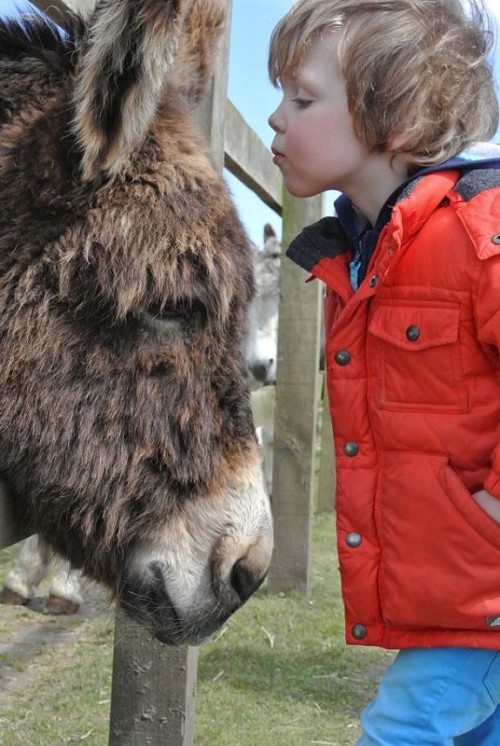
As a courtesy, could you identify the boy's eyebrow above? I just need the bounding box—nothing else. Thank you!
[279,72,317,95]
[277,70,300,89]
[293,68,322,93]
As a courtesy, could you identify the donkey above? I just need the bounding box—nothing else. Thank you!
[245,225,281,494]
[0,228,281,615]
[0,534,83,614]
[0,0,273,644]
[246,224,281,388]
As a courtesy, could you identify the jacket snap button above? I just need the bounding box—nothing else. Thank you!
[344,441,359,457]
[491,234,500,245]
[406,324,420,341]
[352,624,367,640]
[368,275,379,288]
[346,532,362,548]
[335,350,351,366]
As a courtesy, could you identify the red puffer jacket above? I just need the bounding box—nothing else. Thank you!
[288,168,500,649]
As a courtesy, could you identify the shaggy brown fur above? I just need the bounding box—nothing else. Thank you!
[0,0,273,644]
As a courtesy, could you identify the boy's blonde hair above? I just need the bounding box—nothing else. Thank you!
[269,0,499,167]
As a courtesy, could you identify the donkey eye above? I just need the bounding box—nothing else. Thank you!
[142,304,187,330]
[142,299,207,330]
[146,303,187,323]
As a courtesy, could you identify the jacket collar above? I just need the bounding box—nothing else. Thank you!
[286,144,500,286]
[286,169,460,290]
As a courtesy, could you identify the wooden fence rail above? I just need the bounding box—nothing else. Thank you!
[0,1,334,743]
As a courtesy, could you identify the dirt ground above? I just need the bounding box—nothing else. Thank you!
[0,565,111,713]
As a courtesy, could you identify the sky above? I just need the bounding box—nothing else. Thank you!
[226,0,293,244]
[1,0,500,247]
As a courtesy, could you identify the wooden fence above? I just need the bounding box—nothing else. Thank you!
[0,1,335,743]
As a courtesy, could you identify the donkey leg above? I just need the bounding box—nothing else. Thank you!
[45,561,83,615]
[0,534,51,605]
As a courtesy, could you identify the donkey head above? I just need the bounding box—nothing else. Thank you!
[246,225,281,385]
[0,0,273,644]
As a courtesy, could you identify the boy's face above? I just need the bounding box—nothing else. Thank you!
[268,34,380,200]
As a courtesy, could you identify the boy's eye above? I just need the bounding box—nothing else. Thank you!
[292,97,312,109]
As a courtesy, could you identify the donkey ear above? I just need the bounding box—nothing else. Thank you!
[73,0,187,182]
[175,0,226,106]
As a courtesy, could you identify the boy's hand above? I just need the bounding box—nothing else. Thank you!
[472,489,500,523]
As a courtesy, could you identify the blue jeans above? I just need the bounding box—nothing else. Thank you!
[358,648,500,745]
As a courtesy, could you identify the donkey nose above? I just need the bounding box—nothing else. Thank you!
[211,525,273,607]
[231,559,264,602]
[251,360,274,383]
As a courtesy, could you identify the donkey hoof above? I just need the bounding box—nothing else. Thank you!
[0,586,29,605]
[44,595,80,615]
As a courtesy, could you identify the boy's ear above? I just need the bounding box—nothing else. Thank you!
[387,119,423,154]
[388,131,411,152]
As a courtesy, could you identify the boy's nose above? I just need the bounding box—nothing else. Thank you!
[268,107,284,133]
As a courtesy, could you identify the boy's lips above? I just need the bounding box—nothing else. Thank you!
[271,147,284,166]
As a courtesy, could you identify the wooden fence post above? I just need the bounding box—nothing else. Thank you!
[267,191,323,594]
[195,1,233,172]
[108,611,198,746]
[316,379,336,513]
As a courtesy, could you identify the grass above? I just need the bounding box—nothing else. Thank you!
[0,618,115,744]
[0,514,393,745]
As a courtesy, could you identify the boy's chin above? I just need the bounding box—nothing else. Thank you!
[284,184,323,199]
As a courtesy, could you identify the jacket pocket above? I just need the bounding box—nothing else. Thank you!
[440,460,500,551]
[368,303,468,413]
[379,452,500,631]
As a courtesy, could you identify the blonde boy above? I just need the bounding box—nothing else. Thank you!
[268,0,500,743]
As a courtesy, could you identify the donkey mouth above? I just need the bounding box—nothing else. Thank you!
[119,560,238,646]
[119,562,187,645]
[151,607,232,646]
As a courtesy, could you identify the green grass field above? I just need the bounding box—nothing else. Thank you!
[0,514,393,745]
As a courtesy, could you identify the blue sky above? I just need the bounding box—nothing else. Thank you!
[226,1,292,245]
[1,0,500,246]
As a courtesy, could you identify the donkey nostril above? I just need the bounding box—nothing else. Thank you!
[250,363,268,382]
[231,559,260,603]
